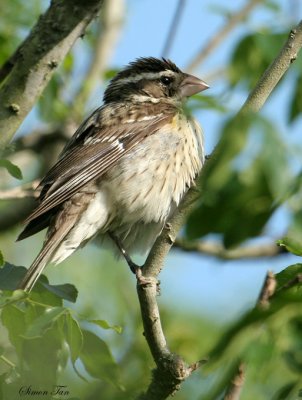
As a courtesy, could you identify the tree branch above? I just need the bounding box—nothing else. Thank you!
[257,270,277,309]
[136,189,200,400]
[224,363,245,400]
[174,238,284,259]
[186,0,262,73]
[135,20,302,400]
[0,0,104,152]
[0,180,39,200]
[241,19,302,113]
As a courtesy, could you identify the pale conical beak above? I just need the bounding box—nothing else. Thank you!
[180,73,209,98]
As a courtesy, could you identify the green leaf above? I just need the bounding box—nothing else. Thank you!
[1,304,26,356]
[80,330,120,386]
[272,381,300,400]
[275,264,302,288]
[0,289,27,308]
[29,282,63,307]
[104,68,120,81]
[289,73,302,123]
[41,282,78,303]
[37,74,69,122]
[205,289,302,374]
[228,32,287,89]
[277,238,302,256]
[0,263,27,291]
[0,262,77,303]
[283,350,302,374]
[0,251,4,267]
[24,307,66,338]
[65,313,83,363]
[0,159,22,179]
[22,324,64,388]
[186,114,292,246]
[90,319,122,334]
[206,307,268,366]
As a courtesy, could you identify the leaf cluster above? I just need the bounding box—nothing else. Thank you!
[0,263,121,400]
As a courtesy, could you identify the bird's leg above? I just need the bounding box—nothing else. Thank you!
[108,232,140,274]
[108,232,159,289]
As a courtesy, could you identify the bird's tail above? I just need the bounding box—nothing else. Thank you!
[17,223,72,292]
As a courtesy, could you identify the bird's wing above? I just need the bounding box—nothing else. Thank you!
[24,106,174,224]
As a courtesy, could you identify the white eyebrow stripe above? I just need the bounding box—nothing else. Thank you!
[130,95,161,103]
[124,113,163,123]
[116,70,176,85]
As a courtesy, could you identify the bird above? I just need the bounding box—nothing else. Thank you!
[17,57,209,292]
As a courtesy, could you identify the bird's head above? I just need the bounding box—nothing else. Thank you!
[103,57,209,105]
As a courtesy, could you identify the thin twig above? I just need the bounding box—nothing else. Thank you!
[257,271,277,308]
[241,19,302,113]
[186,0,263,73]
[161,0,186,58]
[224,363,245,400]
[0,180,39,200]
[223,272,276,400]
[174,238,283,259]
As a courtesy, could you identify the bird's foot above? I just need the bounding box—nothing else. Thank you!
[109,231,141,274]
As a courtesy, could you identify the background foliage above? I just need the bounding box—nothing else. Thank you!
[1,1,302,399]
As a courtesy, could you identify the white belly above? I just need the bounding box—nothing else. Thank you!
[108,115,204,224]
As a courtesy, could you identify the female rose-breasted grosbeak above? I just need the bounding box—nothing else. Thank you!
[17,57,209,291]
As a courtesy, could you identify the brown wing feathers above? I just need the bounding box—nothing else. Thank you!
[18,111,173,241]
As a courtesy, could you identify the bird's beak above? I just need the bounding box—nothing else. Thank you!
[180,73,209,98]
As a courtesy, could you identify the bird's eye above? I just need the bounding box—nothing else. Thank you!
[160,76,172,86]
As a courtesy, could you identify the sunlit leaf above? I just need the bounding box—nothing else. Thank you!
[104,68,120,81]
[23,307,66,338]
[277,238,302,256]
[90,319,122,334]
